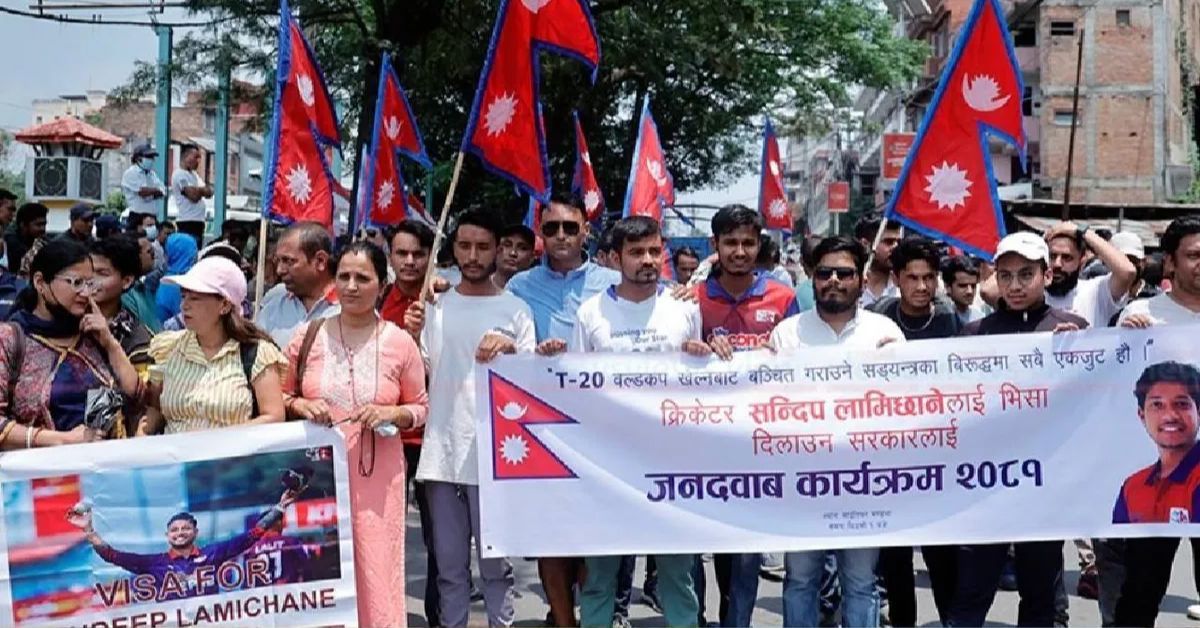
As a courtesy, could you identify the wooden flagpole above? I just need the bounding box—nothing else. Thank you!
[253,217,269,320]
[420,151,467,300]
[1062,28,1085,221]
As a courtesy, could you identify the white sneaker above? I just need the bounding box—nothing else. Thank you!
[1188,604,1200,620]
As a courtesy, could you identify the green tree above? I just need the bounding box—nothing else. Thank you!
[106,190,128,212]
[115,0,925,222]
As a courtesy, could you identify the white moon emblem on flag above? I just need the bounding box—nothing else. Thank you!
[498,402,527,420]
[385,116,402,140]
[581,151,591,166]
[286,164,313,204]
[500,434,530,464]
[377,179,395,209]
[520,0,552,12]
[769,160,780,177]
[297,74,316,107]
[484,93,518,137]
[962,74,1010,112]
[924,161,973,211]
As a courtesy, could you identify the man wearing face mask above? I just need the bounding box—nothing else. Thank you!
[120,144,166,218]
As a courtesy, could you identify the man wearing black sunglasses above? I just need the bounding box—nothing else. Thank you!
[505,195,619,626]
[768,236,903,628]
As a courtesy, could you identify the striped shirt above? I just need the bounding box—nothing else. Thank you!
[149,330,287,433]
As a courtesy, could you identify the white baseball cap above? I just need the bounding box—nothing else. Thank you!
[994,231,1050,265]
[163,256,248,306]
[1111,231,1145,260]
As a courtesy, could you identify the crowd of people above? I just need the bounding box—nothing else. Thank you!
[0,173,1199,628]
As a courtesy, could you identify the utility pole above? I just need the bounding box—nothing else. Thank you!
[213,52,231,235]
[154,24,172,223]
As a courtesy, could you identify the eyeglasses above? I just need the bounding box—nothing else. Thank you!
[541,221,581,238]
[813,266,858,281]
[55,275,97,293]
[996,269,1040,286]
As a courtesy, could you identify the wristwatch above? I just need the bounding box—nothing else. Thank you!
[1075,224,1089,241]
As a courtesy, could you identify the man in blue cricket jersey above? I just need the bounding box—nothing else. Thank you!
[69,489,299,600]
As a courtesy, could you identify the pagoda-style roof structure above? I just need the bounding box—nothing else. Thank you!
[15,118,123,157]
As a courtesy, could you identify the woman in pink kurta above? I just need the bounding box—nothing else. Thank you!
[282,242,428,627]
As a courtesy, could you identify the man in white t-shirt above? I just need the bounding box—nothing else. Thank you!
[120,144,166,218]
[407,209,535,628]
[171,143,213,248]
[542,216,710,627]
[1116,215,1200,626]
[768,235,903,628]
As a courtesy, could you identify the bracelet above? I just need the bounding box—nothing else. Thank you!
[25,426,35,449]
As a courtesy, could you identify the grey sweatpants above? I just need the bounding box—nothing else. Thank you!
[425,481,515,627]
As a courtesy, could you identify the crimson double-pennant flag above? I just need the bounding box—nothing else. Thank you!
[359,52,432,229]
[462,0,601,202]
[571,113,604,223]
[759,117,791,233]
[883,0,1025,259]
[262,0,342,227]
[621,96,675,221]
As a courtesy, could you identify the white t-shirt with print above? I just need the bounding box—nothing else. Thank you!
[570,287,702,353]
[1045,274,1124,328]
[416,288,536,485]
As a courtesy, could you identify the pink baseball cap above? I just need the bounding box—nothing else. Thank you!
[164,257,247,306]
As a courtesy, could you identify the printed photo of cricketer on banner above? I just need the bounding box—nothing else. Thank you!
[475,325,1200,559]
[0,424,356,628]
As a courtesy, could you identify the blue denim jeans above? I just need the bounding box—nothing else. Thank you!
[714,553,761,626]
[784,548,880,628]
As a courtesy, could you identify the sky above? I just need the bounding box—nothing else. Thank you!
[0,5,766,207]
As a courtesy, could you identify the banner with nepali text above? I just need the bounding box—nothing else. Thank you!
[476,324,1200,558]
[0,423,357,628]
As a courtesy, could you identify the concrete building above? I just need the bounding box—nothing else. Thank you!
[30,91,108,127]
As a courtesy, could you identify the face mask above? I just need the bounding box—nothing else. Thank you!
[145,225,158,241]
[140,157,156,171]
[44,289,83,331]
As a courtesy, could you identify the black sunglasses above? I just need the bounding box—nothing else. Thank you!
[813,266,859,281]
[541,221,581,237]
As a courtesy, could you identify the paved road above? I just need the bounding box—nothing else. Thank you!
[402,512,1199,626]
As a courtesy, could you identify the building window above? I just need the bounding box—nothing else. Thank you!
[203,109,216,134]
[1050,20,1076,36]
[1013,22,1036,46]
[1116,9,1131,26]
[1022,87,1036,116]
[1053,109,1078,125]
[860,174,877,199]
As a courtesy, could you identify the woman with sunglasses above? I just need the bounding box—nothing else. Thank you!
[139,256,287,435]
[0,239,142,448]
[283,241,428,627]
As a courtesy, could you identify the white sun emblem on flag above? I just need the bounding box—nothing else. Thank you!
[297,74,316,107]
[377,179,396,209]
[646,159,668,187]
[768,198,788,219]
[385,116,402,140]
[484,93,518,137]
[769,160,780,177]
[581,150,591,166]
[924,161,973,211]
[584,189,601,212]
[520,0,553,12]
[500,434,529,465]
[286,163,313,204]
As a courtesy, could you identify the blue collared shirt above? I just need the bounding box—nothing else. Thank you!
[256,283,340,347]
[506,259,619,342]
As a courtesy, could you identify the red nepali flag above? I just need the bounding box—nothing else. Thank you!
[360,52,432,228]
[759,117,791,233]
[883,0,1025,259]
[621,96,675,221]
[262,0,342,227]
[571,113,604,223]
[462,0,601,202]
[488,371,576,480]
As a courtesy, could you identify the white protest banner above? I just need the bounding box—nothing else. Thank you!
[0,423,356,628]
[475,324,1200,558]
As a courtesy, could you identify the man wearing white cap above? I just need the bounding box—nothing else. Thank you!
[950,231,1088,627]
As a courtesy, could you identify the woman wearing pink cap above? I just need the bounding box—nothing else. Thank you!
[138,256,287,435]
[282,241,428,627]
